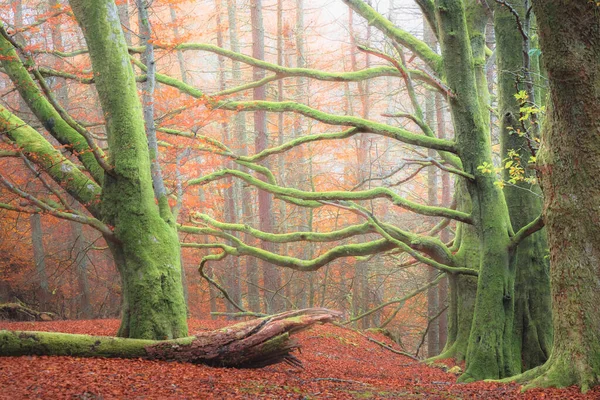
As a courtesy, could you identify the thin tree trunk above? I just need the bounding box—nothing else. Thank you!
[251,0,282,314]
[424,19,439,357]
[436,93,449,351]
[30,214,50,311]
[216,0,241,315]
[226,0,259,312]
[71,221,92,318]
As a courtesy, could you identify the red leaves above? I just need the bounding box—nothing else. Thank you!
[0,318,597,399]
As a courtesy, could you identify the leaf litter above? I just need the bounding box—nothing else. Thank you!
[0,319,598,399]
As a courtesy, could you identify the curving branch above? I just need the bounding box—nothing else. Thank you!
[192,213,376,243]
[239,128,362,162]
[404,158,474,180]
[382,111,462,168]
[132,43,409,82]
[0,174,113,239]
[510,213,544,249]
[204,238,396,272]
[324,200,466,271]
[342,0,442,73]
[197,251,248,313]
[362,209,476,276]
[344,272,445,325]
[6,7,71,34]
[30,68,114,176]
[187,169,472,223]
[213,100,457,153]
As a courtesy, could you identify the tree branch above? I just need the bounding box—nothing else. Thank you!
[342,0,442,73]
[0,27,106,183]
[0,174,113,239]
[510,213,544,248]
[0,105,102,217]
[188,169,472,223]
[214,100,457,153]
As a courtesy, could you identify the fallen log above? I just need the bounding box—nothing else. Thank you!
[0,302,55,321]
[0,308,341,368]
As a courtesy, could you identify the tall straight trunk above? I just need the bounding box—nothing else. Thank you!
[216,0,241,314]
[31,214,50,311]
[137,0,167,201]
[424,18,440,357]
[47,0,92,320]
[520,0,600,392]
[226,0,259,312]
[117,0,132,46]
[169,6,188,84]
[251,0,282,313]
[71,220,92,318]
[168,5,191,311]
[436,93,449,350]
[348,7,371,329]
[275,0,291,309]
[70,0,187,340]
[293,0,314,310]
[494,1,552,371]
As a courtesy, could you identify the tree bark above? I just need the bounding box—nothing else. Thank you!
[511,0,600,392]
[216,0,242,315]
[424,18,439,357]
[226,0,259,312]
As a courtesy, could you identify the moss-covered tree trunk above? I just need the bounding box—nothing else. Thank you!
[69,0,188,340]
[513,0,600,392]
[435,0,518,381]
[436,185,479,363]
[433,1,489,365]
[494,2,552,371]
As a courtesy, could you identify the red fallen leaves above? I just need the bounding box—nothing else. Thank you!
[0,319,598,399]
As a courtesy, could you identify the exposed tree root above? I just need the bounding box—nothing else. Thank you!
[497,357,599,393]
[0,308,342,368]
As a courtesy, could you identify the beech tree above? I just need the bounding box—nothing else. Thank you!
[503,0,600,392]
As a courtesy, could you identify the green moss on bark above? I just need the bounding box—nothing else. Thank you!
[69,0,187,339]
[0,106,102,216]
[494,0,553,372]
[0,32,105,184]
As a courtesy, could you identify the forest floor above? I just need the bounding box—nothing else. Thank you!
[0,318,598,399]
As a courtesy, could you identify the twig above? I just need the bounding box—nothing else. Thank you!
[334,323,420,361]
[313,378,370,386]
